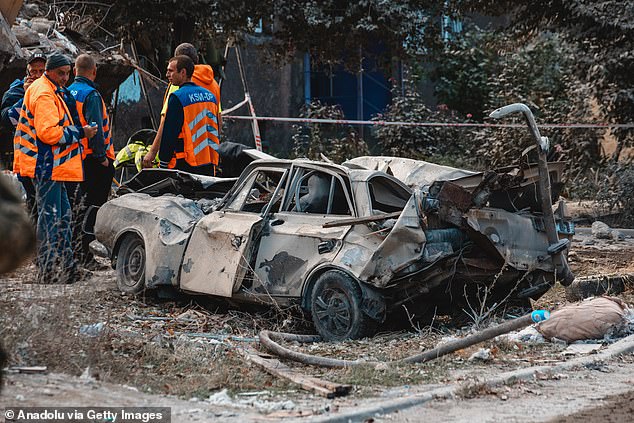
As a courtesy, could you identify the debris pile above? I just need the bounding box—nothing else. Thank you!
[0,1,133,98]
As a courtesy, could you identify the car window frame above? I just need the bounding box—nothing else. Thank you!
[280,163,356,217]
[224,166,289,214]
[365,174,412,214]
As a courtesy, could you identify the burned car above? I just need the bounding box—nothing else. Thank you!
[94,105,574,341]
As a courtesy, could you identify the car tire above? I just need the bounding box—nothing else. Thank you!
[565,274,631,302]
[310,270,378,341]
[116,234,146,295]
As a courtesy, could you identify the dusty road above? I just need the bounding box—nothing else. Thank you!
[1,226,633,422]
[374,354,634,423]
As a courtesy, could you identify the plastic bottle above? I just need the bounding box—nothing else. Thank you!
[531,309,550,323]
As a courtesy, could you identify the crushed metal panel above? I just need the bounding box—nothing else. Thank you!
[179,211,262,297]
[358,194,427,287]
[95,193,202,288]
[252,213,350,297]
[344,156,480,188]
[436,181,473,212]
[332,225,382,276]
[464,208,561,272]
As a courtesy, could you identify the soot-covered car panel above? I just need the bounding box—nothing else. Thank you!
[95,154,574,341]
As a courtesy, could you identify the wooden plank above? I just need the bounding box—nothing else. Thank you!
[238,348,351,398]
[9,366,47,374]
[323,211,401,228]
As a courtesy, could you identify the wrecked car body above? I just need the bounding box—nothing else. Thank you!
[95,159,574,341]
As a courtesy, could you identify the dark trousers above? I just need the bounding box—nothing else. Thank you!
[35,178,75,279]
[18,175,37,220]
[68,157,115,265]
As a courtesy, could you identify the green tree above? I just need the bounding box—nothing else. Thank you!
[105,0,451,70]
[453,0,634,160]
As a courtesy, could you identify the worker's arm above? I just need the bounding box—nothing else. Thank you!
[1,98,22,129]
[32,92,85,145]
[0,82,24,129]
[143,84,178,168]
[142,115,165,168]
[82,91,108,164]
[157,94,184,168]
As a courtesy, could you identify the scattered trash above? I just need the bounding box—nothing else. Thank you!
[531,310,550,323]
[537,297,628,343]
[504,326,546,344]
[79,322,105,337]
[591,221,628,242]
[611,230,626,241]
[561,343,602,356]
[206,389,296,413]
[207,389,235,406]
[9,366,47,374]
[468,348,492,362]
[80,367,94,381]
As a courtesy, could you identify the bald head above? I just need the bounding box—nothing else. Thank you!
[174,43,199,64]
[74,54,97,80]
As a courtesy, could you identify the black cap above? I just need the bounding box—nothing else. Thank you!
[28,51,46,64]
[45,52,72,70]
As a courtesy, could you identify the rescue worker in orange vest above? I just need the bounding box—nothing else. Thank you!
[68,53,115,269]
[157,55,219,175]
[1,50,46,218]
[142,42,221,169]
[13,52,98,283]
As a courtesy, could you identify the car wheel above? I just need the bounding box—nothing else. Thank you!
[310,270,378,341]
[565,274,630,302]
[116,234,146,295]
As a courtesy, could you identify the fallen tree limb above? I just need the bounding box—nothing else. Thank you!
[237,348,351,398]
[259,314,535,368]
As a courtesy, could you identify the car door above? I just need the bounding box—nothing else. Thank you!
[179,166,288,297]
[249,165,356,298]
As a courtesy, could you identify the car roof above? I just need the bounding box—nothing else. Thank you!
[245,158,407,184]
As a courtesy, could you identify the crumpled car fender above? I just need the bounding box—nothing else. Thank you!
[95,193,203,288]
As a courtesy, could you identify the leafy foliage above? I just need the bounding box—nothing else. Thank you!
[373,89,475,168]
[430,27,605,182]
[431,29,498,120]
[104,0,450,70]
[596,161,634,226]
[453,0,634,161]
[291,101,368,163]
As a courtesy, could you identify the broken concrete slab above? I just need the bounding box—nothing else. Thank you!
[0,11,23,66]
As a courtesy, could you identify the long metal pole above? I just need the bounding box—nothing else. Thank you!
[130,41,157,130]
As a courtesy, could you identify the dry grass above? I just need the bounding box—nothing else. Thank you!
[2,236,634,401]
[0,261,292,398]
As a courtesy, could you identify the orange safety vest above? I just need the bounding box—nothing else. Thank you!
[68,80,115,160]
[168,83,219,168]
[13,75,84,182]
[161,64,221,114]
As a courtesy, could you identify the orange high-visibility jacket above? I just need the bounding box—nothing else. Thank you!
[168,84,219,168]
[13,75,84,181]
[68,80,115,160]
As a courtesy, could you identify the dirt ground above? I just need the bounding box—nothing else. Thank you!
[1,226,634,421]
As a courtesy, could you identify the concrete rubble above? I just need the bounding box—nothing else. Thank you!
[0,0,133,97]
